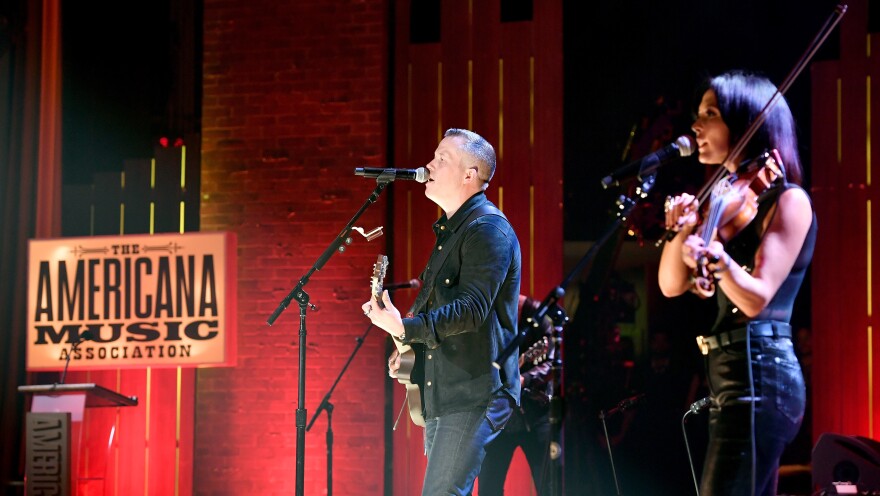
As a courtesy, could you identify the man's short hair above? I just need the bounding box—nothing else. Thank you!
[444,128,496,190]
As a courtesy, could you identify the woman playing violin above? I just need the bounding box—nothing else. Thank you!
[658,70,817,496]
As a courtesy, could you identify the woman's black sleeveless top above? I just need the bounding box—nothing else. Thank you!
[711,183,818,333]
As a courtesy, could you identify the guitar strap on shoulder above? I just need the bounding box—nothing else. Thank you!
[407,203,506,318]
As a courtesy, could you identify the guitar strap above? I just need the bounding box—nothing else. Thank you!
[407,203,506,319]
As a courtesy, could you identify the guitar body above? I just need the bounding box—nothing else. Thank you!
[372,254,425,427]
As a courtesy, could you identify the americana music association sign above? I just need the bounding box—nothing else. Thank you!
[26,232,237,370]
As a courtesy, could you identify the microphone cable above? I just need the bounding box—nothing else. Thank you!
[747,335,757,496]
[682,396,712,496]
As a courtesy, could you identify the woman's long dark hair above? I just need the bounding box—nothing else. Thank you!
[702,70,803,185]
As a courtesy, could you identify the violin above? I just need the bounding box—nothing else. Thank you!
[691,150,785,297]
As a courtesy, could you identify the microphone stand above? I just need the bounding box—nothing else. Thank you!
[493,174,655,496]
[306,322,375,496]
[266,176,393,496]
[59,341,82,385]
[597,408,622,496]
[596,394,645,496]
[59,332,92,384]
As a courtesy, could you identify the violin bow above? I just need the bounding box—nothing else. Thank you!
[655,3,848,247]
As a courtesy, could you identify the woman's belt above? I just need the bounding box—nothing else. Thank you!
[696,321,793,355]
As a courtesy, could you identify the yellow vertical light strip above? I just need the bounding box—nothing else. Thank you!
[838,79,843,163]
[468,60,473,130]
[530,57,535,147]
[438,62,443,139]
[150,158,157,234]
[869,200,874,317]
[120,172,126,234]
[498,186,504,212]
[180,145,187,188]
[180,146,187,229]
[869,77,873,186]
[144,366,151,496]
[498,58,504,161]
[529,186,535,295]
[175,367,182,496]
[179,202,185,233]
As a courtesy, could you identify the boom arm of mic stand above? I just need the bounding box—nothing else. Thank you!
[492,187,645,367]
[267,181,391,326]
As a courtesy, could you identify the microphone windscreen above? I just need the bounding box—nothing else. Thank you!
[676,135,697,157]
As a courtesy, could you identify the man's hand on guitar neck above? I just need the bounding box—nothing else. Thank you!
[362,289,406,340]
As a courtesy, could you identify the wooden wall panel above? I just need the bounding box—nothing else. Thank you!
[391,1,563,494]
[811,0,880,442]
[122,159,153,235]
[531,0,564,301]
[440,0,472,130]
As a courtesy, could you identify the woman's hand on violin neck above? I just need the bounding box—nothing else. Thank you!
[682,237,730,272]
[702,241,731,274]
[664,193,700,232]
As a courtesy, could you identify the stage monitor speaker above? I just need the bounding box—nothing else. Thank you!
[813,432,880,491]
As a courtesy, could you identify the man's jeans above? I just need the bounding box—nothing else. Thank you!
[421,395,514,496]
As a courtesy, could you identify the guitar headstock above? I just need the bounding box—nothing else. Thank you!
[520,336,550,367]
[371,254,388,308]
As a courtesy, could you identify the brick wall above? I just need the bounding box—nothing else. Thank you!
[198,1,389,494]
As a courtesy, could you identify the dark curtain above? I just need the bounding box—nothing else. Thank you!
[0,0,47,492]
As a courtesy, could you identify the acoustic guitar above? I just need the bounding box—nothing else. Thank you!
[371,254,425,427]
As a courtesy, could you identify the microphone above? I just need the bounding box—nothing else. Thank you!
[60,330,94,384]
[604,393,646,417]
[382,279,421,291]
[600,135,697,188]
[355,167,429,183]
[688,396,712,414]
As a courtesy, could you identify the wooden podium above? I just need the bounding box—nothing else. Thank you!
[19,383,138,496]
